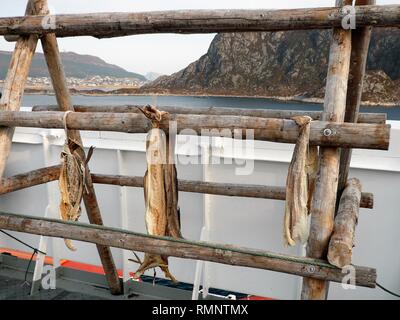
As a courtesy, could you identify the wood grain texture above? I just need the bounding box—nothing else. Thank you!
[301,0,353,300]
[338,0,376,194]
[0,5,398,38]
[0,166,374,209]
[0,211,377,288]
[0,111,390,150]
[328,178,362,268]
[0,165,60,195]
[32,104,387,124]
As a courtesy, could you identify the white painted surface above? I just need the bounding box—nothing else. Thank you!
[0,121,399,300]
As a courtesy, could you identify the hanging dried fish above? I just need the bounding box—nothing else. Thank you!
[284,116,318,246]
[164,132,182,239]
[132,105,181,282]
[305,143,319,212]
[59,112,94,251]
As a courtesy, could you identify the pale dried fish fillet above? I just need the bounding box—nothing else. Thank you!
[133,105,181,282]
[306,144,319,212]
[284,116,316,247]
[164,133,182,239]
[59,139,93,251]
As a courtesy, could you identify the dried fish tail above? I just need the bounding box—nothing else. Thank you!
[132,254,177,283]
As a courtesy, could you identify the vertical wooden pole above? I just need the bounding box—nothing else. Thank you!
[301,0,352,300]
[0,0,42,178]
[37,2,122,295]
[338,0,375,193]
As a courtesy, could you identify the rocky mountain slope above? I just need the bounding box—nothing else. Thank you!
[143,28,400,105]
[0,51,146,81]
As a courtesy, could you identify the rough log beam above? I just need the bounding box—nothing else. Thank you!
[301,0,353,300]
[338,0,376,194]
[0,166,374,209]
[0,165,60,194]
[32,105,387,125]
[0,211,377,288]
[0,111,390,150]
[38,3,122,294]
[328,178,362,268]
[0,5,399,38]
[0,0,43,179]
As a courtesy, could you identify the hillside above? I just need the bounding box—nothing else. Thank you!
[0,51,146,81]
[143,28,400,105]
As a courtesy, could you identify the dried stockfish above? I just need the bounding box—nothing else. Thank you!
[306,143,319,212]
[284,116,318,246]
[132,105,181,282]
[59,111,94,251]
[164,132,182,239]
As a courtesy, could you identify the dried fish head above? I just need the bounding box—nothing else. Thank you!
[139,105,168,128]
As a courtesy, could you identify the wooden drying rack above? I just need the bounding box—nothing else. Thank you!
[0,0,397,299]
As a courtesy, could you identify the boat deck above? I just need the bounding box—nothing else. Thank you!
[0,274,105,300]
[0,252,245,300]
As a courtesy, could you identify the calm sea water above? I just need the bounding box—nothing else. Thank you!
[22,94,400,120]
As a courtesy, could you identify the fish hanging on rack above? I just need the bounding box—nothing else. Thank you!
[59,136,94,251]
[284,116,319,246]
[305,141,319,213]
[131,105,181,282]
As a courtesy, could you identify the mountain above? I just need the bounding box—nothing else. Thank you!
[0,51,146,81]
[145,72,164,81]
[143,28,400,105]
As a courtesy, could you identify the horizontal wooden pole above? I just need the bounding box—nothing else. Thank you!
[0,6,399,38]
[0,166,374,209]
[0,111,390,150]
[0,165,60,195]
[32,105,387,125]
[0,211,376,287]
[92,173,373,209]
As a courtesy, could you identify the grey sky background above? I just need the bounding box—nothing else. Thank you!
[0,0,397,76]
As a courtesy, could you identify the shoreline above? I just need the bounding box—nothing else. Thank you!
[4,86,399,108]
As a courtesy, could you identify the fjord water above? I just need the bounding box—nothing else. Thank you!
[22,94,400,120]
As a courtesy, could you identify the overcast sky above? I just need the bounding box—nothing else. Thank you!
[0,0,397,76]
